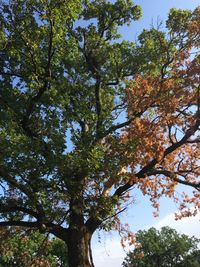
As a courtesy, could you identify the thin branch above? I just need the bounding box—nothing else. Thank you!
[106,80,119,86]
[103,110,145,137]
[95,76,102,136]
[20,17,54,138]
[186,138,200,143]
[0,165,32,197]
[103,207,127,222]
[147,169,200,190]
[167,124,174,144]
[0,71,23,78]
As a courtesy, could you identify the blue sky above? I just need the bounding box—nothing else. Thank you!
[120,0,200,40]
[93,1,200,266]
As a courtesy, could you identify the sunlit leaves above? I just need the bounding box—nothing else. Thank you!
[123,227,200,267]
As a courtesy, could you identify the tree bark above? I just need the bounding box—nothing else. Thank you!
[67,227,93,267]
[66,186,95,267]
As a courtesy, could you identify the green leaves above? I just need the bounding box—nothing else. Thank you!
[82,0,141,26]
[0,228,68,267]
[123,227,200,267]
[0,3,200,265]
[167,8,192,33]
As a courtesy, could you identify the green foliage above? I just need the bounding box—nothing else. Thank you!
[0,0,144,225]
[51,238,69,267]
[167,8,192,33]
[122,227,200,267]
[0,227,68,267]
[0,1,199,265]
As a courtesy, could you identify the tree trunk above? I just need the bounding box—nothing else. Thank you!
[67,227,93,267]
[66,175,97,267]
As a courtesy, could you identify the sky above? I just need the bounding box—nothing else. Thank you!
[92,1,200,266]
[93,212,200,267]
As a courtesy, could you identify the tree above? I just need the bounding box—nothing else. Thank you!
[0,0,200,266]
[122,226,200,267]
[51,237,69,267]
[0,227,68,267]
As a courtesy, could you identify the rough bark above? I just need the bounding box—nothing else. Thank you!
[67,227,93,267]
[66,184,95,267]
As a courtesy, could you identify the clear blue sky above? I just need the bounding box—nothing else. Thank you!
[120,0,200,40]
[93,1,200,266]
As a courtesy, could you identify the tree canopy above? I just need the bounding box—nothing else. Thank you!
[122,226,200,267]
[0,227,68,267]
[0,1,200,266]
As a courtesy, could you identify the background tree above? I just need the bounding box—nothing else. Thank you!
[0,227,68,267]
[0,1,200,266]
[122,226,200,267]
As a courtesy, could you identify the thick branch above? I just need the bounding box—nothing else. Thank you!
[0,205,39,218]
[0,221,40,228]
[113,118,200,197]
[0,220,68,240]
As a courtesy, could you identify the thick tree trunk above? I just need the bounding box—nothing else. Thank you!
[67,227,93,267]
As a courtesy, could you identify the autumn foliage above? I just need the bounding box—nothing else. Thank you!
[0,227,68,267]
[0,1,200,267]
[122,8,200,220]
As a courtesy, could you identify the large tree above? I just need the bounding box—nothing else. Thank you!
[0,1,200,266]
[122,227,200,267]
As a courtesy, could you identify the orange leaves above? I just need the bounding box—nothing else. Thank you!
[189,20,199,35]
[124,32,200,170]
[107,7,200,242]
[101,6,200,232]
[136,176,178,216]
[125,116,167,168]
[123,64,200,217]
[120,230,137,248]
[126,75,160,116]
[187,6,200,45]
